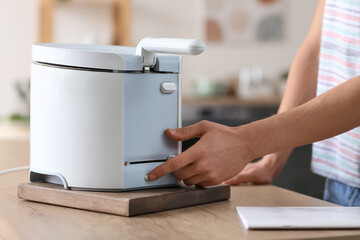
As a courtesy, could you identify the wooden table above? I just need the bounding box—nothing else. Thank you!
[1,141,360,239]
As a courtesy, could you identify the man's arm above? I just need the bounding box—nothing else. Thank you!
[147,75,360,186]
[146,0,358,186]
[225,0,325,185]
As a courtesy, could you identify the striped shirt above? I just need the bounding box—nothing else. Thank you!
[311,0,360,188]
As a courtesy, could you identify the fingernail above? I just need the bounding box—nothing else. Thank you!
[148,173,156,181]
[168,128,176,134]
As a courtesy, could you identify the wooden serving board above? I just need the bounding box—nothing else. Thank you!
[17,183,230,216]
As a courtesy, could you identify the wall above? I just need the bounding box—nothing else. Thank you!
[0,0,317,116]
[0,0,38,116]
[180,0,318,95]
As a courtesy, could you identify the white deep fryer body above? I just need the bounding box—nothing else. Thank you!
[30,43,183,190]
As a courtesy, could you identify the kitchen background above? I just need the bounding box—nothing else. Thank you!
[0,0,324,198]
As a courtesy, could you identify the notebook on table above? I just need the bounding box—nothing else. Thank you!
[236,206,360,229]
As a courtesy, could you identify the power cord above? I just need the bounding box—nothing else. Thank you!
[0,166,29,176]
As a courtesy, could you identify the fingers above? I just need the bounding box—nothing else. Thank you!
[183,175,204,186]
[196,181,212,187]
[166,120,210,141]
[149,120,215,182]
[174,162,206,180]
[147,150,193,181]
[174,164,195,180]
[223,172,254,185]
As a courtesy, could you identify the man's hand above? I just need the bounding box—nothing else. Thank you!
[223,160,274,185]
[146,120,253,187]
[223,150,292,185]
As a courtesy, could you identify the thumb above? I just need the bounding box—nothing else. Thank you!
[166,121,208,141]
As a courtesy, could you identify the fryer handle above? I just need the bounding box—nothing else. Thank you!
[136,37,205,68]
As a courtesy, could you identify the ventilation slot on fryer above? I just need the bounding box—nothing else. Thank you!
[126,159,167,165]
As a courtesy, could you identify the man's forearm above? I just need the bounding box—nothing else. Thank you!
[260,26,321,171]
[279,44,319,113]
[246,76,360,160]
[147,77,359,185]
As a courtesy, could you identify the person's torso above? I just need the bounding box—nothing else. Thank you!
[312,0,360,188]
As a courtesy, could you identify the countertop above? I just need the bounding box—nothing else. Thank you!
[1,140,360,239]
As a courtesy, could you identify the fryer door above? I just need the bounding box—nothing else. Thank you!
[123,73,178,163]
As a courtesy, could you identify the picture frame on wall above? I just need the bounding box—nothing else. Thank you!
[205,0,285,44]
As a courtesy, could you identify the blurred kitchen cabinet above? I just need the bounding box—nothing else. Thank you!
[38,0,131,45]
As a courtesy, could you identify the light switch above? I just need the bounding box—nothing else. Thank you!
[160,82,177,94]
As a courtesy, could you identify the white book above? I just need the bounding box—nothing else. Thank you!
[236,206,360,229]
